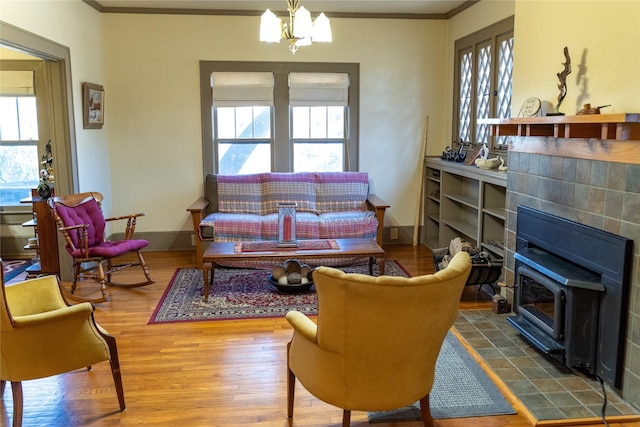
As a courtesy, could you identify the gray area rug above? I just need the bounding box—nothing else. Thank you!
[368,331,516,422]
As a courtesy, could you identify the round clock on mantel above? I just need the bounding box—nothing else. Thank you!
[521,97,542,117]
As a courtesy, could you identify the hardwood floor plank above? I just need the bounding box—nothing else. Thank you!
[2,245,635,427]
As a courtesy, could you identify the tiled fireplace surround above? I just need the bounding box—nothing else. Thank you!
[503,137,640,410]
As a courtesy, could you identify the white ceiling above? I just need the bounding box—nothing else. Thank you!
[91,0,475,17]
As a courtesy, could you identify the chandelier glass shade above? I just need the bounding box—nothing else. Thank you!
[260,0,332,54]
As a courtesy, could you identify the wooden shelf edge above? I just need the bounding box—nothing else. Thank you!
[480,113,640,141]
[479,113,640,125]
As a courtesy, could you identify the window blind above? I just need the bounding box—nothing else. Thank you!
[289,72,349,106]
[0,70,34,96]
[212,72,274,107]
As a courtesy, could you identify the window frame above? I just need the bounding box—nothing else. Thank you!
[0,60,48,208]
[199,61,359,175]
[452,16,514,151]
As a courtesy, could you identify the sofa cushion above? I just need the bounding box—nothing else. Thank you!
[316,172,369,213]
[319,211,378,240]
[262,173,317,215]
[217,174,264,215]
[200,212,262,241]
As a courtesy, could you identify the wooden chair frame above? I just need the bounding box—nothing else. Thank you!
[49,192,154,303]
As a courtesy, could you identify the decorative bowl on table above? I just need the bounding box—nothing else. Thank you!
[270,259,314,293]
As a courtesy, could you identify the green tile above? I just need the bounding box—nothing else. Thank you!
[532,378,565,393]
[545,391,582,406]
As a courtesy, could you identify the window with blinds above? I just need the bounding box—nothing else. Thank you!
[0,69,39,206]
[212,72,274,175]
[202,62,359,175]
[289,72,349,172]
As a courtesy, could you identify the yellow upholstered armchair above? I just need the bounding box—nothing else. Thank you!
[0,264,125,427]
[286,251,472,427]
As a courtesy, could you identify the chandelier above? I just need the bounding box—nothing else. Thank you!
[260,0,332,54]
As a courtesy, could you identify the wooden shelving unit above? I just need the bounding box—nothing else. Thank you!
[422,158,507,261]
[20,195,60,276]
[479,113,640,141]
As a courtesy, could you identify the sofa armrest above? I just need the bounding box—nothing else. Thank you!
[366,194,390,247]
[187,197,210,267]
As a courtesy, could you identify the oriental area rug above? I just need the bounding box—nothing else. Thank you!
[2,259,31,281]
[148,261,409,324]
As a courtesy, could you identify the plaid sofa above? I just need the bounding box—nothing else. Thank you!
[187,172,389,267]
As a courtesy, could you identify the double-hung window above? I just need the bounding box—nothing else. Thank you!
[289,72,348,172]
[212,72,274,175]
[0,68,39,206]
[201,62,359,175]
[453,17,514,150]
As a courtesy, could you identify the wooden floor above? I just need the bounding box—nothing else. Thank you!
[2,245,637,427]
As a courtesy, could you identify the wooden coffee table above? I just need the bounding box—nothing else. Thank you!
[201,238,385,301]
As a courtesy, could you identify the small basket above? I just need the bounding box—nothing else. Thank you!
[433,247,502,289]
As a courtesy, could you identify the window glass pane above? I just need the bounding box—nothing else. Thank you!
[292,107,310,138]
[475,44,491,144]
[309,107,327,138]
[327,106,344,138]
[18,97,38,140]
[253,106,271,138]
[496,35,514,145]
[217,108,235,139]
[0,97,20,140]
[294,142,343,172]
[459,51,472,142]
[218,142,270,175]
[0,145,38,205]
[235,106,253,138]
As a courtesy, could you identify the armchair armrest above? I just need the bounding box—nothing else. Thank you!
[105,212,145,240]
[187,197,211,267]
[187,197,210,214]
[57,223,88,255]
[285,310,318,343]
[105,212,145,222]
[366,194,390,247]
[12,302,94,328]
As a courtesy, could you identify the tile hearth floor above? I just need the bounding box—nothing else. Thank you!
[453,309,640,422]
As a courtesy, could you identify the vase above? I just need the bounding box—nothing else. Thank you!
[37,183,51,200]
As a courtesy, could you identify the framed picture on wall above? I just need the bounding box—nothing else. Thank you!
[82,82,104,129]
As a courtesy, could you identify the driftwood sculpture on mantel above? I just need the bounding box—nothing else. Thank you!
[551,46,572,115]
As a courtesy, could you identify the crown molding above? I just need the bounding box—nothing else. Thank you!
[81,0,480,20]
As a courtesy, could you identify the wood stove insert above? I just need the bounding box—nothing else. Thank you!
[507,206,633,389]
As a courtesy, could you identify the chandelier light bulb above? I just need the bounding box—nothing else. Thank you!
[259,0,332,54]
[260,9,282,43]
[312,13,332,42]
[293,6,313,39]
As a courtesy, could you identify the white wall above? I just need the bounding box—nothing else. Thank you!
[101,13,449,231]
[1,0,112,199]
[1,0,114,244]
[512,0,640,114]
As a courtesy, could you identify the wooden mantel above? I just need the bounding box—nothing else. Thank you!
[480,113,640,141]
[480,113,640,164]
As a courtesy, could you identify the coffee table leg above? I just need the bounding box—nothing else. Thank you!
[203,262,212,302]
[377,258,385,275]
